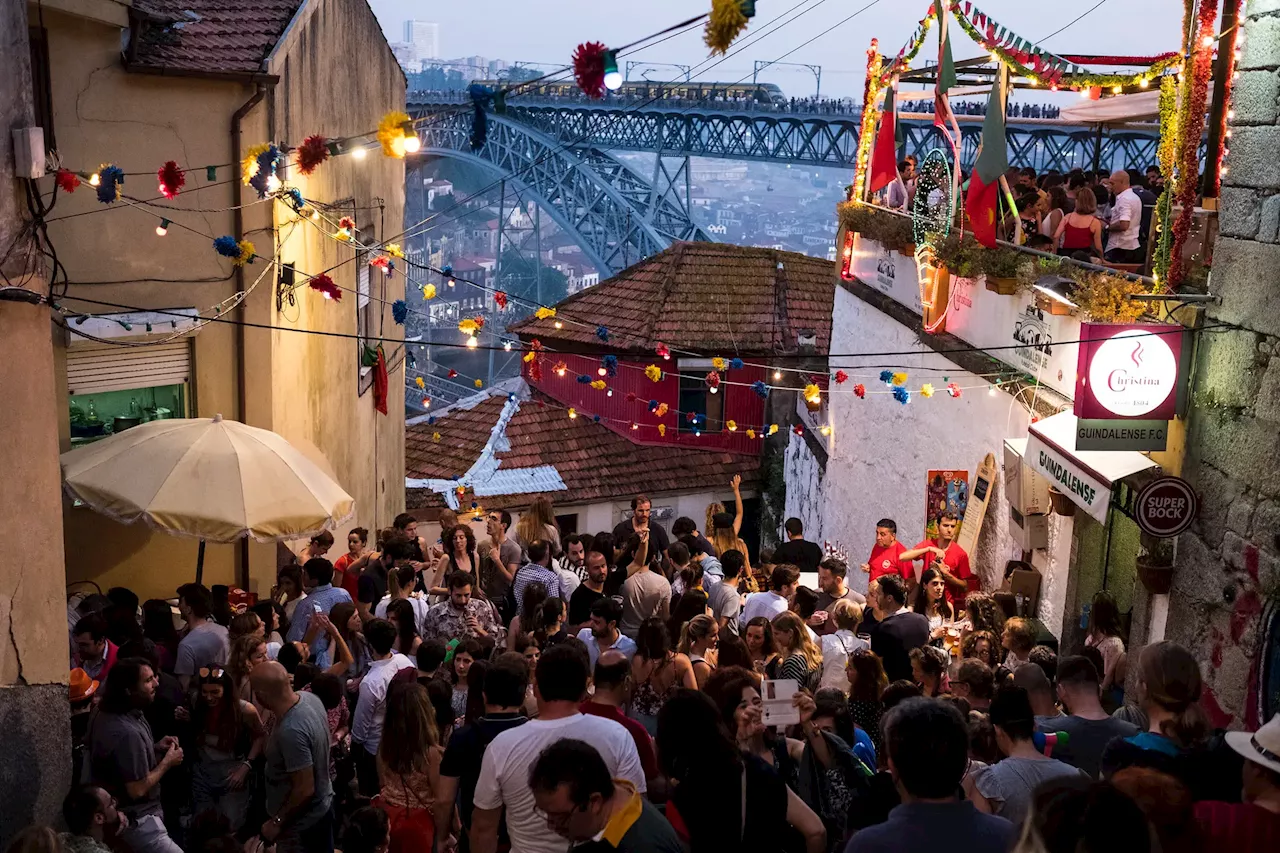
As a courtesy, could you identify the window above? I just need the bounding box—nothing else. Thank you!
[555,513,579,537]
[66,341,191,445]
[677,359,723,434]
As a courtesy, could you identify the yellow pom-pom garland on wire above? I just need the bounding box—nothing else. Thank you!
[655,403,669,417]
[746,429,757,439]
[920,383,936,398]
[234,240,255,266]
[242,143,271,184]
[712,356,727,371]
[474,379,483,388]
[892,372,908,387]
[432,432,441,442]
[385,243,405,258]
[377,111,414,158]
[423,283,437,299]
[705,0,750,55]
[803,384,822,405]
[727,420,738,432]
[523,351,536,363]
[590,380,607,390]
[458,318,480,335]
[768,424,779,436]
[415,376,425,389]
[658,424,667,437]
[645,365,662,382]
[535,306,557,320]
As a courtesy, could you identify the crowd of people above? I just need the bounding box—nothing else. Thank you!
[882,158,1164,269]
[18,484,1280,853]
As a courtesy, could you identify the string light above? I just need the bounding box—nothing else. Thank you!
[603,50,623,90]
[597,367,608,376]
[503,340,512,351]
[155,218,170,236]
[819,425,832,436]
[466,335,478,348]
[1111,85,1122,94]
[1201,34,1215,48]
[554,320,563,329]
[266,175,282,192]
[89,173,100,186]
[1139,78,1150,88]
[351,146,368,161]
[773,370,783,380]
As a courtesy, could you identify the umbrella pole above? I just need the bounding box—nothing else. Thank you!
[196,539,206,584]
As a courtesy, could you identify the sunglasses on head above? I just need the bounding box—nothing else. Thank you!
[198,667,225,681]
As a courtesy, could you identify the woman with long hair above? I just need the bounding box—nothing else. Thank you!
[1041,185,1069,241]
[386,598,422,658]
[1054,186,1105,258]
[506,581,548,650]
[251,600,286,646]
[961,629,1001,670]
[142,598,180,672]
[912,565,956,637]
[449,638,482,725]
[677,614,719,688]
[189,667,265,832]
[1086,590,1127,708]
[329,601,371,684]
[716,634,754,671]
[667,588,710,643]
[963,592,1006,638]
[227,634,271,700]
[846,648,889,757]
[274,564,307,623]
[744,615,777,675]
[375,682,445,853]
[335,526,370,597]
[628,617,696,736]
[533,597,565,648]
[772,611,822,686]
[431,525,478,596]
[1011,777,1152,853]
[1099,641,1213,797]
[910,645,949,698]
[709,475,753,580]
[514,495,561,558]
[656,688,826,853]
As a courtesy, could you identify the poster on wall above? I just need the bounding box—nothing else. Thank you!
[849,235,923,313]
[925,469,970,539]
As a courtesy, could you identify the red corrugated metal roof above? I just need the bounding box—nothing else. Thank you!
[405,388,761,511]
[507,242,835,355]
[130,0,303,75]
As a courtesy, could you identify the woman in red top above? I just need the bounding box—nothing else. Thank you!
[1054,187,1104,258]
[334,527,369,598]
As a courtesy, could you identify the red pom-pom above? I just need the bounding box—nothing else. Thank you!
[834,370,848,384]
[793,424,804,435]
[946,382,962,398]
[308,274,342,301]
[339,216,356,231]
[448,369,458,378]
[297,135,330,176]
[494,290,508,309]
[572,41,608,99]
[56,169,81,193]
[853,384,866,399]
[625,392,637,402]
[157,160,185,199]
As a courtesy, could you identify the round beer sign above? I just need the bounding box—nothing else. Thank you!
[1135,477,1199,538]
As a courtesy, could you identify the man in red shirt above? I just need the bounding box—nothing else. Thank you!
[580,650,661,796]
[900,512,978,606]
[860,518,913,585]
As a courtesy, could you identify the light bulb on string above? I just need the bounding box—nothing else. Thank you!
[265,174,282,192]
[1111,85,1122,94]
[819,425,832,436]
[773,370,783,381]
[603,50,623,91]
[351,146,367,160]
[155,218,170,236]
[989,51,999,62]
[466,335,478,348]
[709,385,718,394]
[403,135,421,154]
[554,320,563,329]
[606,388,613,397]
[503,340,512,351]
[598,367,607,376]
[1202,34,1215,48]
[988,384,997,396]
[89,173,101,186]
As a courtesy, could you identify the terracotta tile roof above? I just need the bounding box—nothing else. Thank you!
[507,242,836,355]
[405,387,761,512]
[130,0,303,76]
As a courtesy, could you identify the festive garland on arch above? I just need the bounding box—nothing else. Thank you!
[1168,0,1220,288]
[1152,74,1179,285]
[878,10,937,85]
[853,41,885,202]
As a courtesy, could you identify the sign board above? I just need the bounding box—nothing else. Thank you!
[925,469,970,539]
[1025,431,1111,523]
[1075,418,1169,452]
[955,453,997,558]
[849,235,922,313]
[1135,476,1199,538]
[1075,323,1183,421]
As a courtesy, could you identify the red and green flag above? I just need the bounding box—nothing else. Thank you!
[964,71,1008,247]
[868,86,898,194]
[934,0,956,130]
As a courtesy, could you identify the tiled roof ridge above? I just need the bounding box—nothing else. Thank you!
[771,248,788,353]
[642,240,688,344]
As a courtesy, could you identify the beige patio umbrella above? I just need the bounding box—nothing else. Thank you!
[61,414,354,581]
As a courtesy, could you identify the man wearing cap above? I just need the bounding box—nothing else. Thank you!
[1194,713,1280,846]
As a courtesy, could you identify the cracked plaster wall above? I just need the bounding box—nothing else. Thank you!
[1167,2,1280,731]
[811,289,1073,633]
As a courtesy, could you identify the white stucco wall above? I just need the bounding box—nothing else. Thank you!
[813,287,1073,634]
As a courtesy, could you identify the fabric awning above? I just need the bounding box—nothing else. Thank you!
[1024,412,1160,523]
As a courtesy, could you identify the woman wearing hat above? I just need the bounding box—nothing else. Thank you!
[1194,713,1280,847]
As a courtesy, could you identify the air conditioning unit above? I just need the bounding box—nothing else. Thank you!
[1004,440,1050,551]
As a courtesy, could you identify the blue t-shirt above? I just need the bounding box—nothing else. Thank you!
[845,800,1015,853]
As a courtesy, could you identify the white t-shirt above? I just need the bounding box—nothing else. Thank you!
[740,590,789,626]
[374,594,430,637]
[474,713,646,853]
[1110,187,1142,250]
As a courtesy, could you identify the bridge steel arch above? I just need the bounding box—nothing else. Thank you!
[411,108,709,275]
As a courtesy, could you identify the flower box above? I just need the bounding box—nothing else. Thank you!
[984,275,1020,295]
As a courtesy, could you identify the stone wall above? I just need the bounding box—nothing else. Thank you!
[1168,1,1280,730]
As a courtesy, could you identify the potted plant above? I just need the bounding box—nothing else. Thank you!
[1136,538,1175,595]
[982,246,1030,295]
[1069,270,1149,323]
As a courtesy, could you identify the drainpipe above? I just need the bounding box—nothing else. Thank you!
[231,83,267,590]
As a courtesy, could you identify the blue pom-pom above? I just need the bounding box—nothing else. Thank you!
[576,374,591,384]
[96,165,124,204]
[893,387,910,405]
[730,358,745,370]
[648,399,659,412]
[392,300,408,324]
[602,355,617,376]
[592,415,601,423]
[752,380,769,399]
[249,145,281,198]
[286,188,304,211]
[879,370,894,385]
[213,235,240,258]
[442,264,453,276]
[596,326,610,342]
[428,416,436,425]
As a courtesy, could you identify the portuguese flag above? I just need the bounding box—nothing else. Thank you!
[934,0,956,130]
[868,86,898,195]
[965,71,1008,248]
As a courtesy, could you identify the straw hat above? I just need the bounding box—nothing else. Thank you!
[1225,713,1280,776]
[69,668,99,702]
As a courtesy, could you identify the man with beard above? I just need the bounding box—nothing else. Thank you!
[87,658,185,853]
[61,785,128,853]
[569,550,609,632]
[577,598,636,670]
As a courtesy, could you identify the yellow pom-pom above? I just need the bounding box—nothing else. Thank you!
[727,419,738,431]
[705,0,749,55]
[457,485,466,495]
[377,110,413,158]
[655,403,669,417]
[458,318,479,335]
[590,380,606,390]
[768,423,779,436]
[431,431,441,443]
[474,379,483,388]
[568,407,577,419]
[242,143,270,184]
[523,351,535,363]
[535,306,556,320]
[803,383,822,404]
[746,428,756,439]
[415,376,425,389]
[892,372,908,386]
[921,383,935,398]
[423,283,437,300]
[235,240,255,266]
[658,423,666,437]
[385,243,405,258]
[712,356,727,371]
[645,364,662,382]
